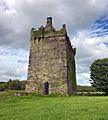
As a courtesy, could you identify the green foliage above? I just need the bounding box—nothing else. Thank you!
[67,54,77,92]
[0,95,108,120]
[0,82,5,84]
[30,28,66,40]
[90,58,108,93]
[77,85,96,92]
[0,83,6,91]
[78,92,106,96]
[0,79,26,91]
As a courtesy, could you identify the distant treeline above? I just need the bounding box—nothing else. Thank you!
[0,79,26,91]
[0,79,96,92]
[77,85,96,92]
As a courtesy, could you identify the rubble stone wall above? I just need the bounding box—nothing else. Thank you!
[25,17,77,95]
[26,36,69,95]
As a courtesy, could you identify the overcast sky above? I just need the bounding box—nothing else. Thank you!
[0,0,108,85]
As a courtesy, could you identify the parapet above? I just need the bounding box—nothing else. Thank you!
[30,17,67,39]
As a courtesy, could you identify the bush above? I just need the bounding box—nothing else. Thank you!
[0,79,26,91]
[78,92,106,96]
[77,85,96,92]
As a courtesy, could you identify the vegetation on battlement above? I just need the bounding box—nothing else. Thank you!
[30,27,66,39]
[30,17,67,39]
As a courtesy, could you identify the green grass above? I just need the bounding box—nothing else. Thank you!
[0,91,14,100]
[0,93,108,120]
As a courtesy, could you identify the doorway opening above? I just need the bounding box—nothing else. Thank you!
[43,82,49,94]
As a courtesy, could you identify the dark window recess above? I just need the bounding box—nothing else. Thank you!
[43,82,49,94]
[38,37,41,42]
[34,37,37,43]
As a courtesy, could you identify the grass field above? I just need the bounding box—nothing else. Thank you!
[0,93,108,120]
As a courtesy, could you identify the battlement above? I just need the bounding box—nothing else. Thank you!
[30,17,67,39]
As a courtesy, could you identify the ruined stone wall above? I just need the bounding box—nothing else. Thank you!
[66,37,77,95]
[25,17,77,95]
[26,35,69,95]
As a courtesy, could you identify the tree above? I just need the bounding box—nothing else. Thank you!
[0,79,26,91]
[20,81,26,90]
[6,79,13,90]
[90,58,108,94]
[0,83,5,91]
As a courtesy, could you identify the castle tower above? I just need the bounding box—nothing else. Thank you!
[25,17,77,95]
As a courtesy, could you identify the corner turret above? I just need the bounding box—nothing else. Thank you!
[45,17,52,28]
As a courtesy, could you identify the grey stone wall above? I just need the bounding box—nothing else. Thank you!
[25,17,77,95]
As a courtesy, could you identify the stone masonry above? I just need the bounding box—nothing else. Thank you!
[25,17,77,95]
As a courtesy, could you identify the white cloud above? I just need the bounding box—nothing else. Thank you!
[71,31,108,85]
[0,0,108,48]
[0,0,108,85]
[0,47,28,81]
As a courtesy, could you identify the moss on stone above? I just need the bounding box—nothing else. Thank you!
[31,30,43,38]
[67,55,76,82]
[30,28,66,40]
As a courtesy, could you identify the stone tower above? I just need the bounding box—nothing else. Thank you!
[25,17,77,95]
